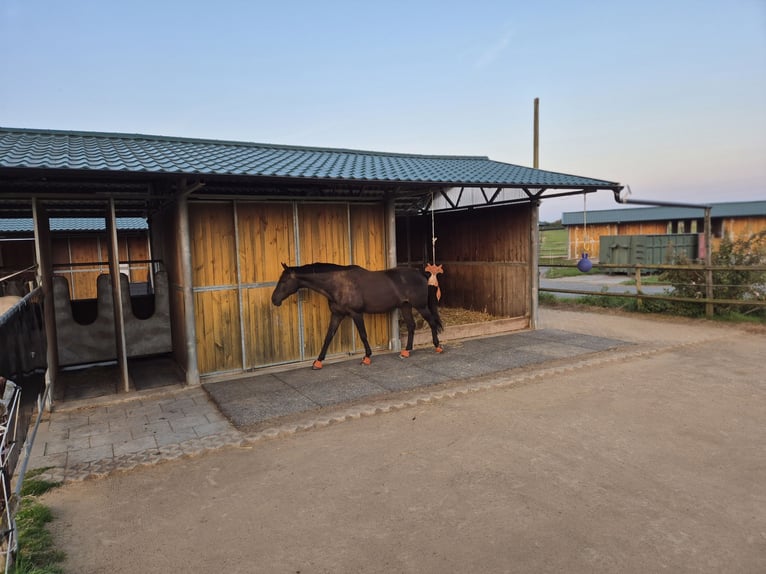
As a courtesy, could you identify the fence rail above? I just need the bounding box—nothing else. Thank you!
[539,262,766,317]
[0,286,47,572]
[541,287,766,307]
[543,262,766,272]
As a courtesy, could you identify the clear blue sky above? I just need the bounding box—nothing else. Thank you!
[1,0,764,221]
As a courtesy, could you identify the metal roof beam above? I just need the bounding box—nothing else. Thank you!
[613,187,711,210]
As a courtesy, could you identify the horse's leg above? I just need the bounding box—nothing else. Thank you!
[350,313,373,365]
[416,306,443,353]
[314,312,345,369]
[399,303,415,358]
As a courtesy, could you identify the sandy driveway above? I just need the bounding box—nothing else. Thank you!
[41,309,766,573]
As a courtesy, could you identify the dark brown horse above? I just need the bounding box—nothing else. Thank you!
[271,263,443,369]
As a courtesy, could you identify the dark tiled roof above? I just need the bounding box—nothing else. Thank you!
[0,127,620,189]
[562,201,766,225]
[0,217,148,233]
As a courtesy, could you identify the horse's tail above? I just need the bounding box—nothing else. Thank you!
[427,285,443,333]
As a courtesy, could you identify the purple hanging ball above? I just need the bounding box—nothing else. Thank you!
[577,253,592,273]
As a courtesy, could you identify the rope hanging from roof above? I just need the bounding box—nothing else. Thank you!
[424,191,443,299]
[577,193,593,273]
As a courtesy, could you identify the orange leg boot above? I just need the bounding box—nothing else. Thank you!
[361,356,372,366]
[312,360,323,370]
[399,349,410,358]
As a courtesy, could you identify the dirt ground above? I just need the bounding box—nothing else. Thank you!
[41,308,766,573]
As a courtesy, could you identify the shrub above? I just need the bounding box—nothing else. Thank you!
[660,231,766,318]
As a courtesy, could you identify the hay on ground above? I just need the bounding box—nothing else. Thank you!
[400,306,502,333]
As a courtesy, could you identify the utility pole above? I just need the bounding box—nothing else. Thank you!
[704,207,713,318]
[533,97,540,168]
[530,98,541,329]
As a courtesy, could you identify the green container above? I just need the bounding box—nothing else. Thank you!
[599,234,699,270]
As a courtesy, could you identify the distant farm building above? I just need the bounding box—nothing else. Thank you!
[561,200,766,261]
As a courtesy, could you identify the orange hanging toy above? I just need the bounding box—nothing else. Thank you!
[425,263,443,300]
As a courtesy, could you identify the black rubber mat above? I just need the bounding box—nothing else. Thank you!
[203,329,630,431]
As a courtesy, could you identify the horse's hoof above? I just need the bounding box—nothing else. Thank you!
[399,350,410,359]
[361,356,371,366]
[435,346,443,353]
[312,360,323,370]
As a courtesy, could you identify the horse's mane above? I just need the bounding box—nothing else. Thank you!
[292,262,362,274]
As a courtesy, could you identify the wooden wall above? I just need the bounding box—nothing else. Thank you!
[188,200,388,376]
[51,234,150,300]
[398,204,532,320]
[720,216,766,245]
[190,202,241,374]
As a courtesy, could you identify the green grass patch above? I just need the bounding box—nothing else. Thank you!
[539,228,568,259]
[620,275,670,286]
[539,291,654,313]
[19,468,62,498]
[539,292,765,324]
[543,266,608,278]
[10,499,65,574]
[709,309,766,324]
[9,468,65,574]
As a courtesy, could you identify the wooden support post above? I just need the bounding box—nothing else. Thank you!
[531,97,540,329]
[32,199,57,411]
[385,198,401,352]
[635,265,643,310]
[178,189,200,385]
[704,207,714,318]
[106,199,131,393]
[533,97,540,169]
[530,200,540,329]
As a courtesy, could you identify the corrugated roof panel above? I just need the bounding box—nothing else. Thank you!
[0,127,620,189]
[0,218,148,233]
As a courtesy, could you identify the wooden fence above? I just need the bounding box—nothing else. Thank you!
[540,262,766,318]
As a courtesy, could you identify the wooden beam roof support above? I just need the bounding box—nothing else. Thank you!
[32,199,57,411]
[106,198,130,393]
[529,198,541,330]
[385,198,401,353]
[177,183,200,386]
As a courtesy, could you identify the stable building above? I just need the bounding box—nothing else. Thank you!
[0,127,621,406]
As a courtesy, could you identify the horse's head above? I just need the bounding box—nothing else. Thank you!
[271,263,299,306]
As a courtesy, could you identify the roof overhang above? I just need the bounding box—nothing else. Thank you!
[0,127,623,219]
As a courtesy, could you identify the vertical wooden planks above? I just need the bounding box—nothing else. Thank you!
[188,200,390,375]
[242,287,301,365]
[190,203,237,287]
[350,204,389,352]
[238,203,296,282]
[238,203,302,367]
[193,289,242,374]
[189,203,241,374]
[298,203,351,264]
[298,203,353,359]
[126,236,150,283]
[67,237,103,300]
[51,238,74,298]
